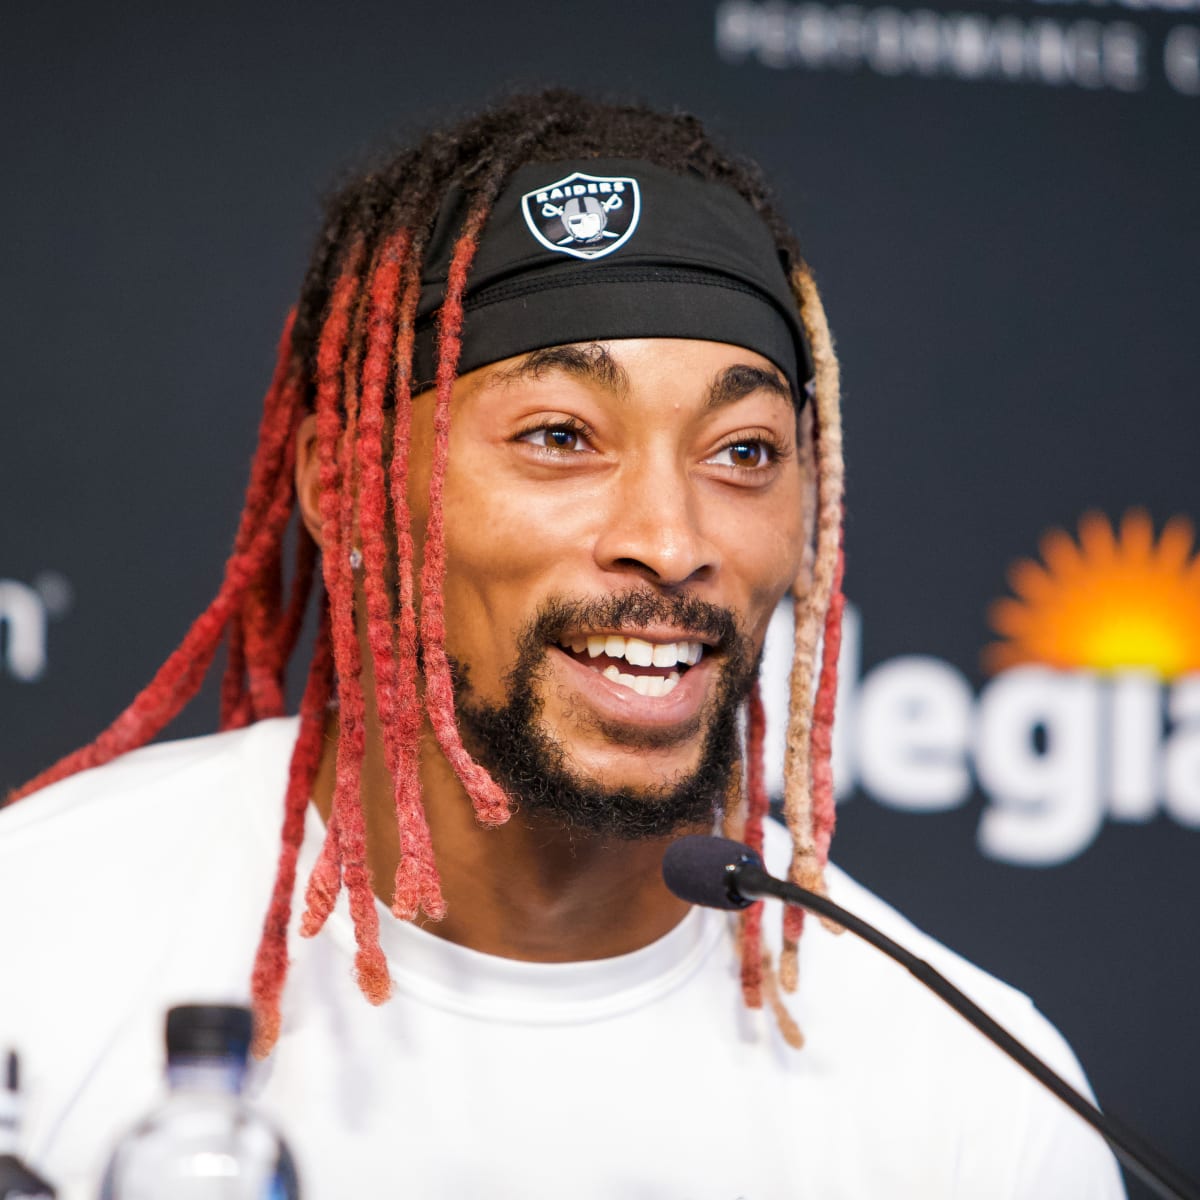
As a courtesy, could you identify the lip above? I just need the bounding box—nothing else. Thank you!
[547,643,716,731]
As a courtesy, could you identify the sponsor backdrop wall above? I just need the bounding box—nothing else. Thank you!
[3,2,1196,1193]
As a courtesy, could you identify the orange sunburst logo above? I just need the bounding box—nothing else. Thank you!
[984,509,1200,680]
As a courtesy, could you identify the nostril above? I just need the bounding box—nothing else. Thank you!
[610,557,716,587]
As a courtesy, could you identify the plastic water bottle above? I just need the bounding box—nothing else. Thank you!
[99,1005,299,1200]
[0,1050,56,1200]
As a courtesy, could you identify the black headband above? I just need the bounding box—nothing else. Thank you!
[411,159,814,401]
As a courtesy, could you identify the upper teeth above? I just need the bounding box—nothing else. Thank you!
[563,634,704,668]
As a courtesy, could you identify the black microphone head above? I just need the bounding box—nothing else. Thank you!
[662,835,764,910]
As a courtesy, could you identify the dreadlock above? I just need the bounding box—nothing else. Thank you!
[10,90,846,1056]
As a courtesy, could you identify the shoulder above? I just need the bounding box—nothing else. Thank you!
[1,716,300,846]
[760,817,1073,1071]
[761,817,1044,1029]
[760,820,1124,1196]
[0,715,300,955]
[0,718,301,1173]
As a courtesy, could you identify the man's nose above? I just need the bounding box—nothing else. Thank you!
[592,458,720,588]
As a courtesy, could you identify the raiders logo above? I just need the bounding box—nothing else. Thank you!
[520,171,641,261]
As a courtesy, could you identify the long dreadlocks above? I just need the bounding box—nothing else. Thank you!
[10,90,845,1056]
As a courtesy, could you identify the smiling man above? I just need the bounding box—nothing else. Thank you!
[0,92,1123,1197]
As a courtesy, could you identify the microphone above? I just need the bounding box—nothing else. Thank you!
[662,834,848,920]
[663,834,1200,1200]
[660,835,764,910]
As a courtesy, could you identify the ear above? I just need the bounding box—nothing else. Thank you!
[295,413,324,547]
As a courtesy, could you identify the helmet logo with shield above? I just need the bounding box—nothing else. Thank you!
[521,171,641,261]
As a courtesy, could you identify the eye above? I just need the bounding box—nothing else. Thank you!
[528,427,581,451]
[707,437,776,470]
[515,418,594,455]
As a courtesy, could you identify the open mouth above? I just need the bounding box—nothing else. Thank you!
[554,633,707,698]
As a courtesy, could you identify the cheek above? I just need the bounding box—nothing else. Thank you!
[406,404,553,605]
[720,485,808,637]
[442,460,584,582]
[432,452,599,696]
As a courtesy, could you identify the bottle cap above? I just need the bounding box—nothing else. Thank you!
[165,1005,253,1064]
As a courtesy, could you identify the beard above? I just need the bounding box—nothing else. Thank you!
[450,589,760,841]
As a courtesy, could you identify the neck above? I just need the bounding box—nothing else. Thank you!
[309,716,697,962]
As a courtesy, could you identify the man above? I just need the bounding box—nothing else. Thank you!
[1,91,1123,1197]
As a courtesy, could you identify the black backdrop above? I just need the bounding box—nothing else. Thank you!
[2,3,1197,1194]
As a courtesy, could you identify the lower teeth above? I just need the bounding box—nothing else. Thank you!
[600,665,681,697]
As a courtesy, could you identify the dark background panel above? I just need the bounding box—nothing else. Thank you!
[2,3,1197,1195]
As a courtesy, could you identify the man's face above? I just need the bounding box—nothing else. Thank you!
[407,337,808,832]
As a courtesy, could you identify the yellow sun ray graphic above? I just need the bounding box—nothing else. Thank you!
[984,509,1200,679]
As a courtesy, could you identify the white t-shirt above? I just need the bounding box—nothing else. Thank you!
[0,718,1124,1199]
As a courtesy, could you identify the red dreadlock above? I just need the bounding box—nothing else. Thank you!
[314,239,394,1003]
[418,201,511,828]
[250,605,333,1057]
[738,683,770,1010]
[384,248,443,922]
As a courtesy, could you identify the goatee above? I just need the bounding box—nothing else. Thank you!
[450,590,760,840]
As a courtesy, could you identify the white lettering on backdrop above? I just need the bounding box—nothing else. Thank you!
[760,600,1200,866]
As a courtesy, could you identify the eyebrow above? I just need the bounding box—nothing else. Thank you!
[484,344,794,410]
[486,343,630,395]
[705,363,794,411]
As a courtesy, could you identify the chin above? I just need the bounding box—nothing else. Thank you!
[448,590,759,840]
[456,690,736,842]
[559,739,707,795]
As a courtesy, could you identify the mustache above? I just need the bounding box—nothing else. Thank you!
[521,589,740,653]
